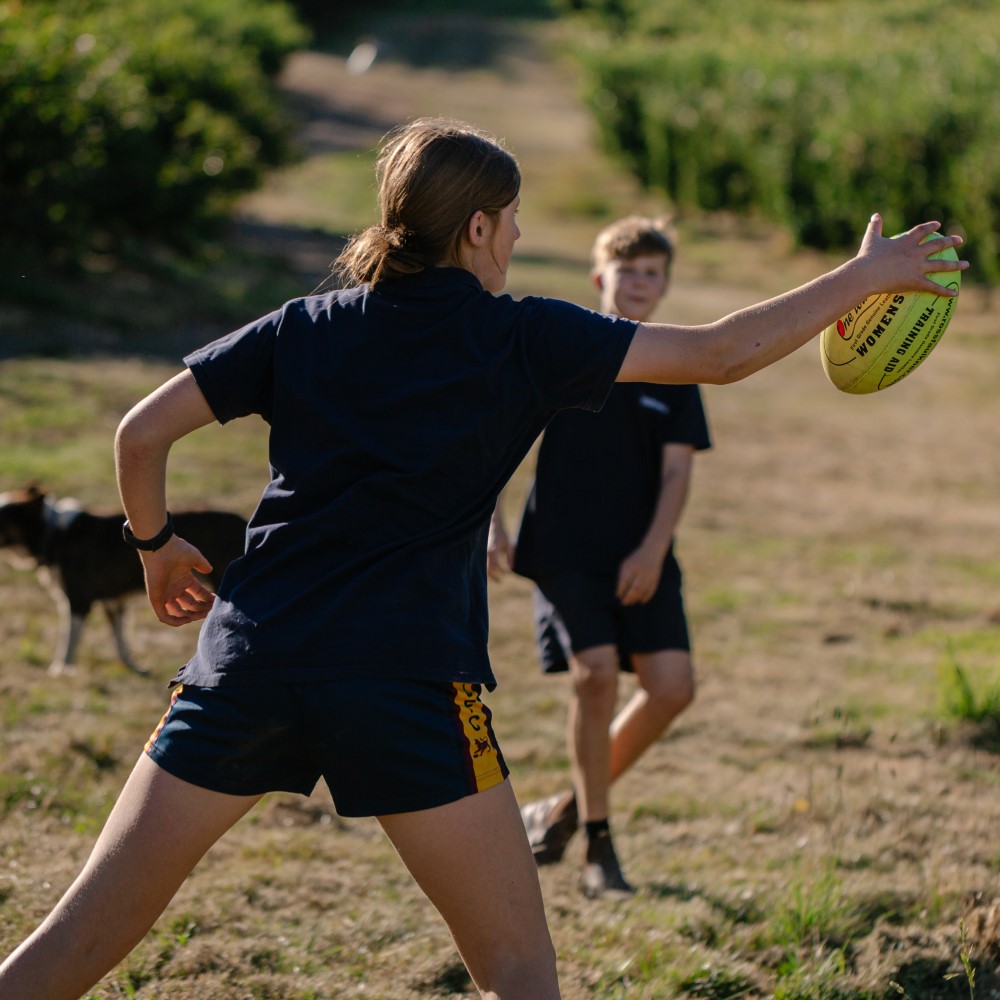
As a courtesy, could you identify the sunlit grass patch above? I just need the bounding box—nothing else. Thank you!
[0,357,270,513]
[240,149,378,237]
[760,869,863,952]
[819,542,909,571]
[800,703,874,751]
[695,585,760,617]
[0,768,115,831]
[0,683,73,727]
[937,642,1000,753]
[631,796,711,825]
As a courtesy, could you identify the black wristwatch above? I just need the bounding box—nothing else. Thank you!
[122,513,175,551]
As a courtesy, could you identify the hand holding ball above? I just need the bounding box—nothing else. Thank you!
[821,233,961,394]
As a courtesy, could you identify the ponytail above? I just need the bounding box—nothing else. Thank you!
[336,224,432,287]
[334,118,521,289]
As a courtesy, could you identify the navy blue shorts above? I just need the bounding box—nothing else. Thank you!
[144,679,509,817]
[534,555,689,674]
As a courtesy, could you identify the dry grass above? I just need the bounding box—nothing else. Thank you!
[3,12,1000,999]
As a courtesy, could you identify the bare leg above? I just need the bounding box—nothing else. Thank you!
[0,754,260,1000]
[521,651,694,887]
[609,650,694,784]
[566,644,618,821]
[379,781,560,1000]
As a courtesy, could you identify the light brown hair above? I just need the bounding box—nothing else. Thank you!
[335,118,521,288]
[591,215,676,272]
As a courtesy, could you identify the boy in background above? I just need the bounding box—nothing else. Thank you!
[489,216,711,898]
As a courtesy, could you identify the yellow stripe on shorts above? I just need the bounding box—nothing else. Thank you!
[450,682,505,793]
[144,684,183,755]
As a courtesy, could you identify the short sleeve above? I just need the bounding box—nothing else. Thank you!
[640,383,712,450]
[184,307,282,424]
[517,297,637,413]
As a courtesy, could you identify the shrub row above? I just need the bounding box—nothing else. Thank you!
[568,0,1000,281]
[0,0,308,262]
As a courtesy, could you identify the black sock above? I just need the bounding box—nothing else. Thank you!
[585,818,610,841]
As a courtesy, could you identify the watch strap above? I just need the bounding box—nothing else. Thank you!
[122,513,175,552]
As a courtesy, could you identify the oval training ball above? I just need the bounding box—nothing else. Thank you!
[820,233,960,394]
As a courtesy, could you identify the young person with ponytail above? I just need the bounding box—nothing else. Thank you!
[0,117,965,1000]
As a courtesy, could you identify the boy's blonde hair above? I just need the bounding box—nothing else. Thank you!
[591,215,676,272]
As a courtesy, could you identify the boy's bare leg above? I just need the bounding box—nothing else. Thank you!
[566,644,619,820]
[0,754,261,1000]
[379,780,560,1000]
[608,649,694,784]
[520,650,694,890]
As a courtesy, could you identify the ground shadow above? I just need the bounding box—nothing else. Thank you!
[645,880,766,925]
[0,219,346,362]
[412,959,474,995]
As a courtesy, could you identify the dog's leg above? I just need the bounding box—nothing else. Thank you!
[38,567,80,676]
[103,599,149,675]
[50,610,85,677]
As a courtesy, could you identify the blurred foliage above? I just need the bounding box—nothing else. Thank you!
[563,0,1000,282]
[0,0,308,265]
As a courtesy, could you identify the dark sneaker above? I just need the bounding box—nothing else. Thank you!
[582,828,635,900]
[520,791,578,865]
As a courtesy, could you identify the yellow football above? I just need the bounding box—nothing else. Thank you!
[820,234,960,394]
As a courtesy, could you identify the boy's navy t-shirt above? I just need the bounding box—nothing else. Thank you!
[513,382,711,579]
[177,267,636,688]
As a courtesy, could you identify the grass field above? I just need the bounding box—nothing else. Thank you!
[3,12,1000,1000]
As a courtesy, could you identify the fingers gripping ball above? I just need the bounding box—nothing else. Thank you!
[821,233,961,394]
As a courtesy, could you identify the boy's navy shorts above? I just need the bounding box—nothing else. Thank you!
[144,679,508,817]
[534,552,689,674]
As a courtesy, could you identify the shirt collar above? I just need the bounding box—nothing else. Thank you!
[377,267,484,296]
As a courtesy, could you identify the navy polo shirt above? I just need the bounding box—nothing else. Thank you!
[513,382,711,579]
[176,267,636,688]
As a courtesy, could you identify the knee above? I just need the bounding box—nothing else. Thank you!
[642,660,695,716]
[570,651,618,702]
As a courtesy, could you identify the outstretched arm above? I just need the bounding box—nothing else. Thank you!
[618,216,967,385]
[115,369,219,626]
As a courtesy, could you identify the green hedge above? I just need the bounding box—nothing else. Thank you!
[0,0,308,261]
[570,0,1000,282]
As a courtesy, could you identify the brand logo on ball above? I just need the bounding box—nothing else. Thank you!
[853,295,904,358]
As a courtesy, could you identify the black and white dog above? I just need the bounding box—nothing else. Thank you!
[0,485,247,675]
